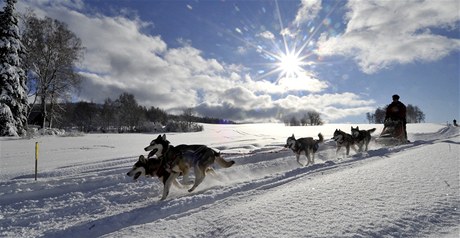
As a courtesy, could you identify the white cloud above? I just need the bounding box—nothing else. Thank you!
[221,86,271,110]
[242,73,328,94]
[277,74,328,93]
[236,46,247,55]
[195,92,374,123]
[165,46,224,75]
[273,93,374,122]
[316,0,460,74]
[235,28,243,34]
[257,31,275,40]
[279,0,322,39]
[293,0,322,26]
[280,27,297,38]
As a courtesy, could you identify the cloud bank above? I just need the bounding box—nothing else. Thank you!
[316,0,460,74]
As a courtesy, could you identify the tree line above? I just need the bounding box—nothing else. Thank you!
[366,104,425,124]
[29,92,235,133]
[283,111,324,126]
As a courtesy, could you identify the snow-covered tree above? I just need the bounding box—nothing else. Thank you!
[0,0,29,136]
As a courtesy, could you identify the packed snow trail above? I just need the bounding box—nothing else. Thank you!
[0,124,458,237]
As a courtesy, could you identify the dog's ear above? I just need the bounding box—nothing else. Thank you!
[357,126,359,130]
[156,134,162,140]
[292,134,295,138]
[162,134,166,140]
[139,155,147,163]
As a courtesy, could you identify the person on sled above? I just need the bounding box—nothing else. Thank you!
[385,94,408,141]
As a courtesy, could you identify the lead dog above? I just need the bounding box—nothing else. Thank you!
[351,126,376,152]
[285,133,324,166]
[332,129,357,157]
[145,134,235,200]
[126,155,184,189]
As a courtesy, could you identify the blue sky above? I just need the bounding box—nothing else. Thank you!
[14,0,460,123]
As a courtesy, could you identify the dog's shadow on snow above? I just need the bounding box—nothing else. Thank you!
[441,139,460,145]
[336,138,445,166]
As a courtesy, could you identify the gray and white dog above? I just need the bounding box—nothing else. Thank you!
[285,133,324,166]
[332,129,357,157]
[144,134,235,200]
[351,126,376,152]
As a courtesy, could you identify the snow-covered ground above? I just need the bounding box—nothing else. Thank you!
[0,123,459,237]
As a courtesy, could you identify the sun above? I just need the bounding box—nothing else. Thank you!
[277,51,303,78]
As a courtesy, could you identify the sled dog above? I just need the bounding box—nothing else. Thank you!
[285,133,324,166]
[351,126,376,152]
[145,134,235,200]
[332,129,358,157]
[126,155,184,189]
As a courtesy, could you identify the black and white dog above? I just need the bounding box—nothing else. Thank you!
[137,134,235,200]
[285,133,324,166]
[126,155,184,191]
[351,126,376,152]
[332,129,357,157]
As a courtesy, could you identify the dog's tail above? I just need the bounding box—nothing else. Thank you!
[368,128,377,134]
[317,133,324,143]
[214,151,235,168]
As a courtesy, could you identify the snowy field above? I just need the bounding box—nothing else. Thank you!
[0,123,459,237]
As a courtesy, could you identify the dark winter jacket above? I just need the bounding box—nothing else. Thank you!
[385,101,406,121]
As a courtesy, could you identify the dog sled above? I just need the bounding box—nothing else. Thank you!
[376,119,407,145]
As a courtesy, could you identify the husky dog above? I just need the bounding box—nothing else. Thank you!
[145,134,235,200]
[126,155,184,189]
[351,126,376,152]
[332,129,357,157]
[285,133,324,166]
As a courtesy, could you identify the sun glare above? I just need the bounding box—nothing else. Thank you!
[278,51,303,78]
[229,0,332,85]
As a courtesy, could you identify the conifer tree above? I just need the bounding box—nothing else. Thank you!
[0,0,29,136]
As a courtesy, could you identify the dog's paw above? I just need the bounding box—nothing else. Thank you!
[160,192,169,201]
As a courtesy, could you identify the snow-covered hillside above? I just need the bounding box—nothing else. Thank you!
[0,123,459,237]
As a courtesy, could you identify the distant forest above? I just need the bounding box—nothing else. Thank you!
[366,104,425,124]
[28,92,235,133]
